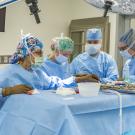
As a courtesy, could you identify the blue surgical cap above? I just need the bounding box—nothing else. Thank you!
[119,28,135,47]
[86,28,102,41]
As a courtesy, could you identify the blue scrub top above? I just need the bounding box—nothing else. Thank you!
[40,58,72,79]
[123,57,135,82]
[0,64,77,90]
[70,52,119,83]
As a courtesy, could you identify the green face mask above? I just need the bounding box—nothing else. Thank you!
[34,56,44,66]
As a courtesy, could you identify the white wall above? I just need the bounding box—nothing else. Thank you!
[0,0,117,59]
[0,0,71,56]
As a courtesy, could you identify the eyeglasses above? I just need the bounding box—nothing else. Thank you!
[87,40,100,44]
[119,46,128,51]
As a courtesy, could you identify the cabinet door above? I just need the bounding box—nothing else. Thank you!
[70,31,85,59]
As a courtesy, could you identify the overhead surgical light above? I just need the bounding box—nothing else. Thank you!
[84,0,135,16]
[112,0,135,15]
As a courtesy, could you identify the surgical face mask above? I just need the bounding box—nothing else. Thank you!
[24,44,44,69]
[34,56,44,66]
[120,50,132,59]
[30,55,44,69]
[85,44,101,55]
[56,54,68,64]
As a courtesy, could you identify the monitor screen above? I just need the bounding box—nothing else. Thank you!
[0,7,6,32]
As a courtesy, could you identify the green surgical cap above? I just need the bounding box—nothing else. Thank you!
[51,37,74,52]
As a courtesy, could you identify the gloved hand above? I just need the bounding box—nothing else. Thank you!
[75,74,99,83]
[91,74,99,81]
[75,74,88,77]
[2,84,33,97]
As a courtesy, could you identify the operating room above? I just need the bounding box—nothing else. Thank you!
[1,0,135,135]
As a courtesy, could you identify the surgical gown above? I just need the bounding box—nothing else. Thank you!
[123,57,135,82]
[70,52,119,83]
[40,58,72,79]
[0,64,76,90]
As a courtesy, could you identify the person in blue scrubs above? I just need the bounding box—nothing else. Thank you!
[70,28,119,83]
[0,34,97,97]
[118,28,135,82]
[41,36,74,79]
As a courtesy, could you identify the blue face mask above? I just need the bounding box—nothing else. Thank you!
[120,50,132,59]
[56,54,68,64]
[85,44,101,55]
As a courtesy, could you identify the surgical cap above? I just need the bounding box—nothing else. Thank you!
[51,37,74,52]
[119,28,135,47]
[10,34,43,64]
[86,28,102,41]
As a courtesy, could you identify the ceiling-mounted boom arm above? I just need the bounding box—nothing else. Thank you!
[25,0,41,24]
[0,0,41,24]
[103,0,114,17]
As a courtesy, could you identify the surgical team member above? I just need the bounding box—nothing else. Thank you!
[70,28,119,83]
[118,28,135,82]
[41,36,74,79]
[0,34,98,98]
